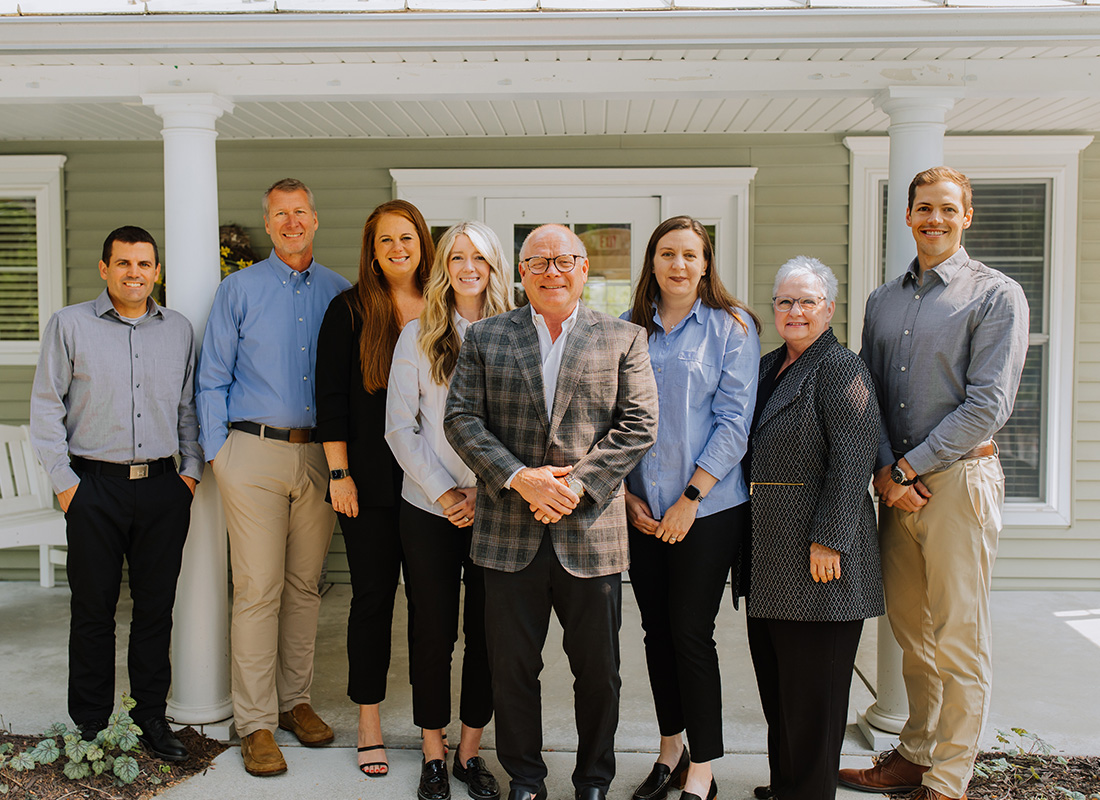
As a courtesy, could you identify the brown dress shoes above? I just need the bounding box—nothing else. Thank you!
[838,749,929,793]
[277,702,335,746]
[241,729,288,777]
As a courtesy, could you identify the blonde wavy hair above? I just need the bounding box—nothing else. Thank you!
[418,221,514,385]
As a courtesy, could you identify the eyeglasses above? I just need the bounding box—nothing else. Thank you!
[520,254,584,274]
[772,295,826,313]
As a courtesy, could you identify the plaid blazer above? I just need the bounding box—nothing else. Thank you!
[444,303,658,577]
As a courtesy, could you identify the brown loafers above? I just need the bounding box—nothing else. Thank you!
[241,729,288,777]
[278,702,335,746]
[838,749,929,793]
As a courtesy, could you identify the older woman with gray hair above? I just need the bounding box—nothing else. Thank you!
[746,256,884,800]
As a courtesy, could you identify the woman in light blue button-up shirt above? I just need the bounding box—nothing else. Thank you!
[622,216,760,800]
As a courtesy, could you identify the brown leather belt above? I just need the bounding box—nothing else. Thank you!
[960,441,998,460]
[232,421,316,444]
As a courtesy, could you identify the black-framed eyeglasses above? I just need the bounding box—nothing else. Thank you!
[772,295,826,313]
[521,254,584,274]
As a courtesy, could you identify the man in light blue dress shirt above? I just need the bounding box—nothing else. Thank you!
[197,179,350,777]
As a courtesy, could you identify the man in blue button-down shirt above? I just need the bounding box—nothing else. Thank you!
[197,179,350,777]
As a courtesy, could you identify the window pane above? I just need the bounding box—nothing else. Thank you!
[0,198,38,341]
[998,345,1045,501]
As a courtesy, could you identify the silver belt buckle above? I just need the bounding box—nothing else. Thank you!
[129,463,149,480]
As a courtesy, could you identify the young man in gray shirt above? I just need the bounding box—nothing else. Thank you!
[30,226,200,762]
[841,168,1029,800]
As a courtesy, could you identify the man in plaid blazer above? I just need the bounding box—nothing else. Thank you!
[445,224,658,800]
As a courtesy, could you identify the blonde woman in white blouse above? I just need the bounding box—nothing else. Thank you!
[385,221,514,800]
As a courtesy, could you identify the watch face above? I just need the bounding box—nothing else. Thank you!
[684,484,701,501]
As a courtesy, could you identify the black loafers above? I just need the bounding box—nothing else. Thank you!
[453,754,501,800]
[633,746,690,800]
[420,758,451,800]
[136,716,189,762]
[576,789,607,800]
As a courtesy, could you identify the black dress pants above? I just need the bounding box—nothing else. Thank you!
[400,500,493,730]
[341,502,405,705]
[746,615,863,800]
[628,502,746,763]
[64,469,192,725]
[483,533,622,795]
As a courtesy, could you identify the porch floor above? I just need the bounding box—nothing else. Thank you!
[2,581,1098,799]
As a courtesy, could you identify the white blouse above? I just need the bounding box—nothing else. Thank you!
[384,314,477,517]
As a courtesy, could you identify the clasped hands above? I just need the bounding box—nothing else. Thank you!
[514,465,579,525]
[872,463,932,513]
[624,488,698,544]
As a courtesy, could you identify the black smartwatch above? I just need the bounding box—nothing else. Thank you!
[890,461,918,486]
[684,484,703,502]
[330,468,350,480]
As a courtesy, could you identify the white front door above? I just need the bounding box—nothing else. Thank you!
[485,196,661,319]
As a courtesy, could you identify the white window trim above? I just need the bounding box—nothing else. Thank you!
[845,135,1093,528]
[0,155,66,366]
[389,167,757,302]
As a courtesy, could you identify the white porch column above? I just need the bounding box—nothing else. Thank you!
[857,87,960,748]
[878,87,962,281]
[143,93,235,727]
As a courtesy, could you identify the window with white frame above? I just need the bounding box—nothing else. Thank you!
[846,136,1093,526]
[0,155,66,366]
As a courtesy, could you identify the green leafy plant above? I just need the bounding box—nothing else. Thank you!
[0,694,147,786]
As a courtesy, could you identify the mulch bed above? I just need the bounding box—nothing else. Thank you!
[0,727,228,800]
[886,752,1100,800]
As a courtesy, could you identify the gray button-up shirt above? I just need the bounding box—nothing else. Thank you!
[860,247,1030,476]
[30,290,202,493]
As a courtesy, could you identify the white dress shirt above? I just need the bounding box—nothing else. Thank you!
[385,314,477,517]
[504,302,581,489]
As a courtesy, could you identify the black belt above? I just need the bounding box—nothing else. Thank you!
[231,421,317,444]
[71,456,176,480]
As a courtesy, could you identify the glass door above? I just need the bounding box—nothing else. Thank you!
[485,197,661,319]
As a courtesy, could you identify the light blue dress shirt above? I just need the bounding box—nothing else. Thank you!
[196,252,351,461]
[624,298,760,519]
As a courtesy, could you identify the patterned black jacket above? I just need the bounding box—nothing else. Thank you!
[747,328,885,622]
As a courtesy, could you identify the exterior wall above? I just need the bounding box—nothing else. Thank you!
[1,133,1095,588]
[992,139,1100,590]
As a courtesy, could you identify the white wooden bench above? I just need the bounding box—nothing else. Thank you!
[0,423,66,587]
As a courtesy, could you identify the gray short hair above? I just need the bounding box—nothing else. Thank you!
[772,256,838,304]
[263,178,316,216]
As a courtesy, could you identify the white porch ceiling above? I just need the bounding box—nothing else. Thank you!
[1,7,1098,139]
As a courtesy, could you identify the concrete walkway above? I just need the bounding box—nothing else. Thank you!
[2,581,1098,799]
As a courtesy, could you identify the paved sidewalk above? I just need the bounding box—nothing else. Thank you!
[2,581,1097,799]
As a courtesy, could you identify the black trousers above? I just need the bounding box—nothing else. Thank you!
[483,533,622,795]
[341,503,405,705]
[64,469,192,725]
[628,502,746,763]
[400,500,493,730]
[746,615,863,800]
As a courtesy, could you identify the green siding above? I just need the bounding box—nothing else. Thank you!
[2,133,1098,589]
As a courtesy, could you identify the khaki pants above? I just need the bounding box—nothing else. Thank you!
[212,429,335,736]
[880,455,1004,798]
